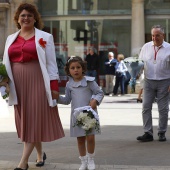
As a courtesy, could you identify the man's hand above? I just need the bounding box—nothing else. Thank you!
[168,86,170,92]
[51,90,59,100]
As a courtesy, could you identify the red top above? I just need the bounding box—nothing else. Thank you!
[8,36,59,91]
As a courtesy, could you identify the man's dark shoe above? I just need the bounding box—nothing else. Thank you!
[158,133,166,142]
[137,132,153,142]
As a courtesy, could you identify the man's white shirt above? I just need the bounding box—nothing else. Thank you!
[139,41,170,80]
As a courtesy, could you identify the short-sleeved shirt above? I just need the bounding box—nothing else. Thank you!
[139,41,170,80]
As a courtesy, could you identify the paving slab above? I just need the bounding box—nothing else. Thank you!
[0,94,170,170]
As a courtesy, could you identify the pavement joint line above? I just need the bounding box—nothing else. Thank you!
[1,161,170,170]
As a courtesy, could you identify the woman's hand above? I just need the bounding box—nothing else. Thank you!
[89,99,98,110]
[51,90,59,100]
[0,81,7,87]
[5,84,10,93]
[0,77,9,87]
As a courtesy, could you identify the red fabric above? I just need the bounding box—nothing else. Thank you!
[8,35,58,90]
[50,80,59,91]
[8,36,38,62]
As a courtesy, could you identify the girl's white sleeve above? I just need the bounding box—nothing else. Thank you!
[58,83,72,105]
[90,81,104,105]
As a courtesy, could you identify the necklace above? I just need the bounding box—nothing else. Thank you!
[20,29,35,40]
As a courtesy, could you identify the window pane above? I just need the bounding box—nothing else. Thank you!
[37,0,131,16]
[43,19,131,75]
[145,19,170,43]
[37,0,57,16]
[145,0,170,14]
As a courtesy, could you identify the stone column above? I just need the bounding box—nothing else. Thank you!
[64,0,68,15]
[91,0,98,14]
[131,0,145,56]
[0,2,10,57]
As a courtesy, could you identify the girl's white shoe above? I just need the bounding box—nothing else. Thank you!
[87,153,95,170]
[79,156,87,170]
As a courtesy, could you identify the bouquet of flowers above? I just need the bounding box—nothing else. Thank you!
[73,106,100,135]
[0,62,9,99]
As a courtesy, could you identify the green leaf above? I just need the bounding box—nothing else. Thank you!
[0,64,8,77]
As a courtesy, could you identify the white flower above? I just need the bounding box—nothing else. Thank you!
[82,124,89,130]
[88,118,97,128]
[73,108,100,135]
[77,112,88,121]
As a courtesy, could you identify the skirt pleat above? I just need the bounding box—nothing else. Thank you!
[11,60,65,142]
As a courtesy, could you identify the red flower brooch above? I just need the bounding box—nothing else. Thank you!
[39,38,46,48]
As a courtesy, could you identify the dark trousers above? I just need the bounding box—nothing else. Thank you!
[113,75,125,95]
[86,70,97,81]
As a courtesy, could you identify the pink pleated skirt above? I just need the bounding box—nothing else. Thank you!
[11,60,65,142]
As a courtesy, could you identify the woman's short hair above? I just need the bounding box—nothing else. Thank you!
[117,54,124,60]
[14,3,44,29]
[65,56,87,76]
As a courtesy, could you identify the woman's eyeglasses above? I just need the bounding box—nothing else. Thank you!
[20,14,33,18]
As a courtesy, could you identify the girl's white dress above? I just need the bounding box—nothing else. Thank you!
[58,76,104,137]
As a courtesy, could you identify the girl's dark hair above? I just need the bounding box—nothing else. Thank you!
[65,56,87,76]
[14,3,44,29]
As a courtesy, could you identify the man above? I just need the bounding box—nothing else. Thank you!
[104,52,117,95]
[85,46,99,81]
[137,25,170,142]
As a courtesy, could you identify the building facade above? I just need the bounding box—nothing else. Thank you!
[0,0,170,77]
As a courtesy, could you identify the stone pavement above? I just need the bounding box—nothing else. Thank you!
[1,94,170,170]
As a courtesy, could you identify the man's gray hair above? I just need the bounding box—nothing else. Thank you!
[108,52,114,57]
[151,25,165,34]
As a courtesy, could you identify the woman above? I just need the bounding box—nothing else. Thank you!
[3,3,64,170]
[113,54,128,96]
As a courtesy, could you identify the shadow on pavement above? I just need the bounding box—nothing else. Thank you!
[0,125,170,166]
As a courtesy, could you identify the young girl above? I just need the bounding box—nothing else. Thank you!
[57,56,104,170]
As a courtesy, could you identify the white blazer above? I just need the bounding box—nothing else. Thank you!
[3,28,59,107]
